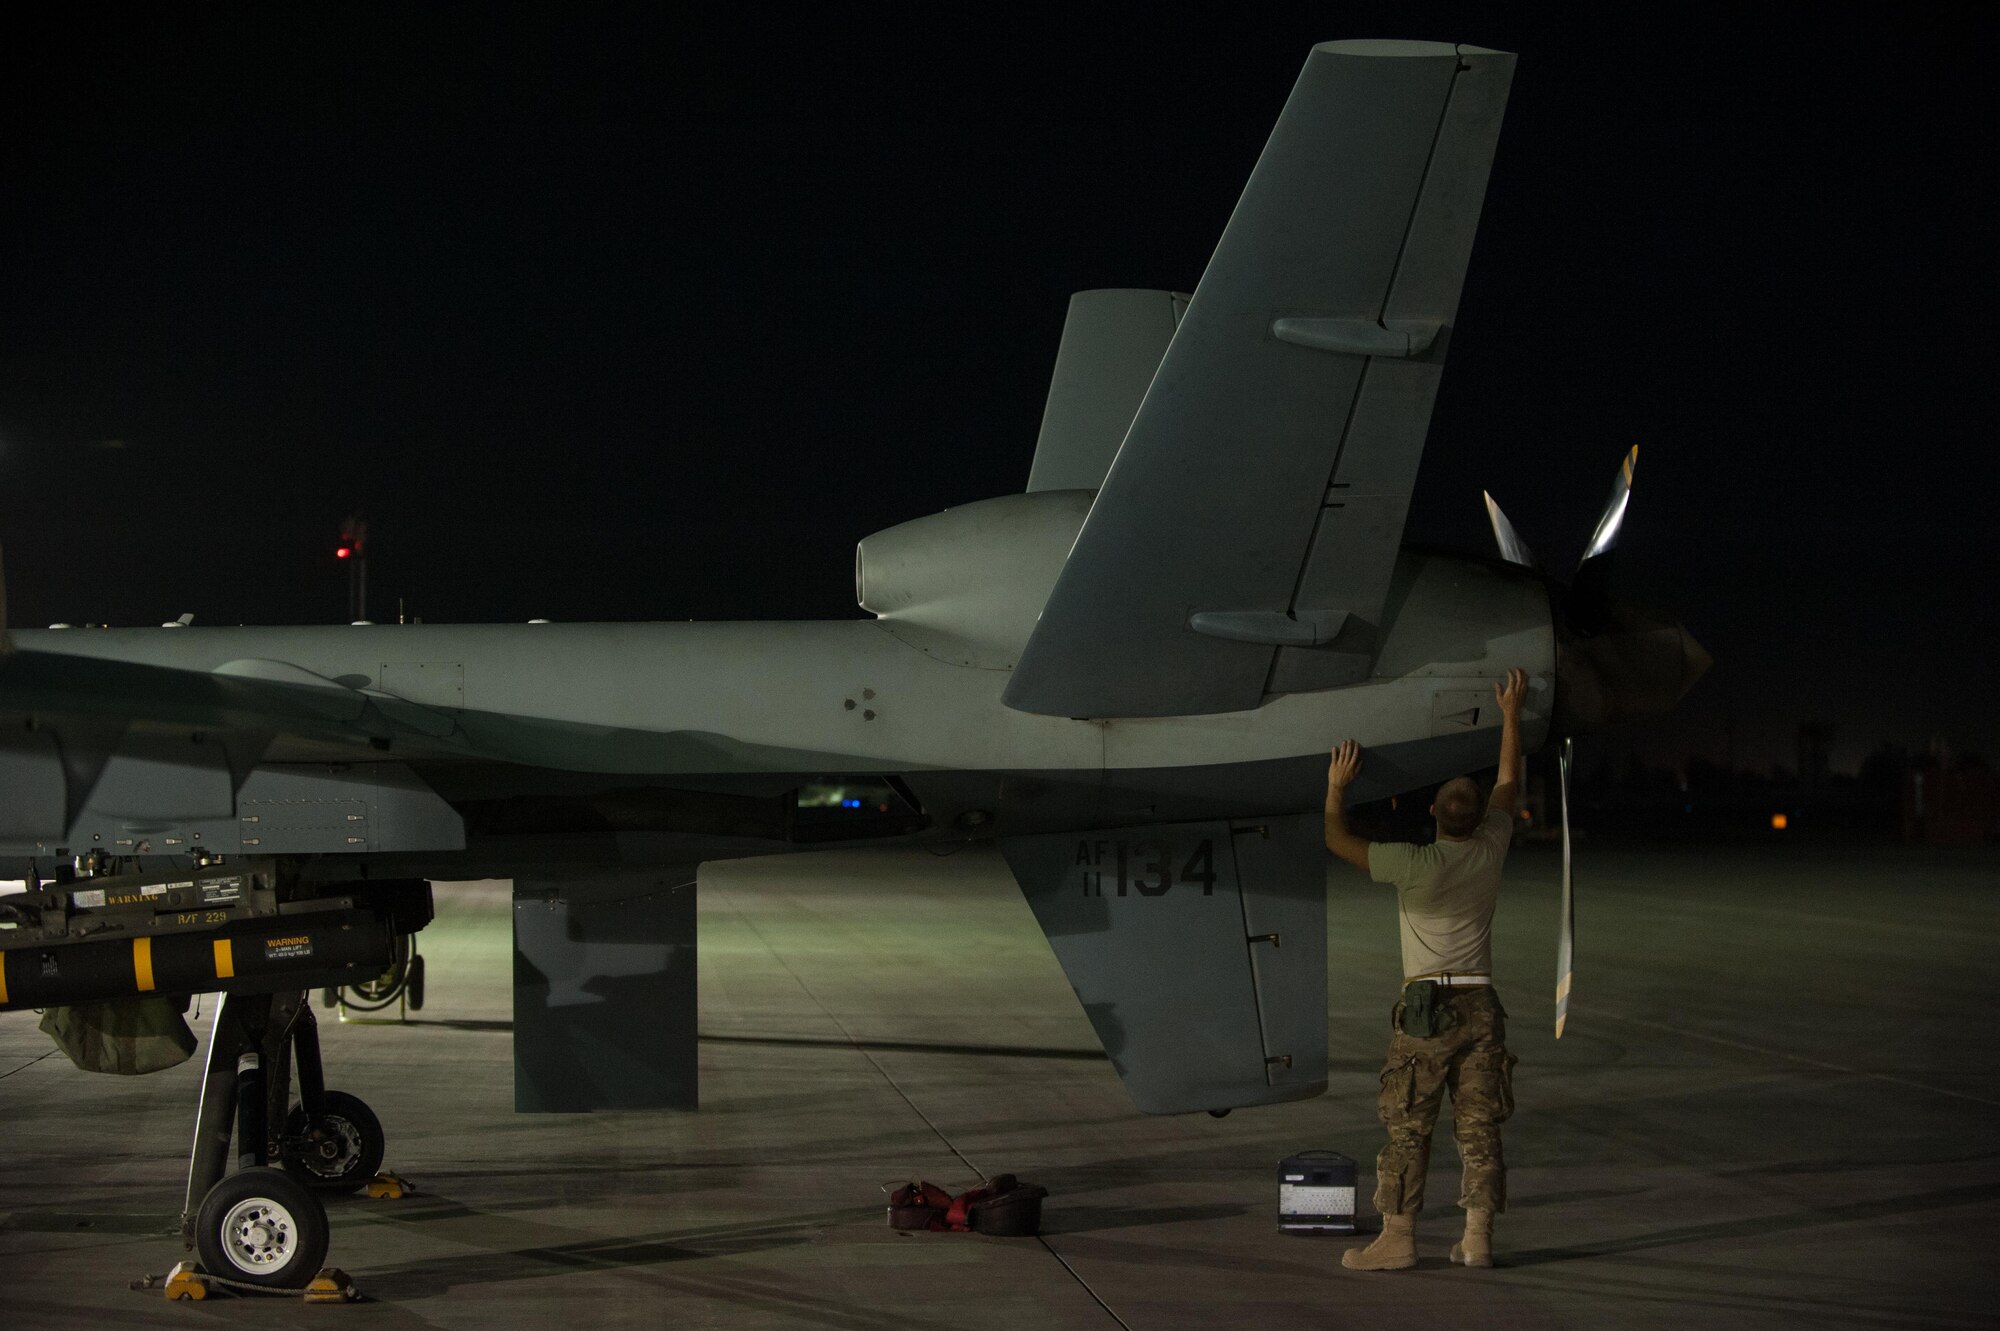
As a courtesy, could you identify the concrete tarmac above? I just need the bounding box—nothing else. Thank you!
[2,838,1995,1329]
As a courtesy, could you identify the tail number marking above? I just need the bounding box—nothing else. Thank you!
[1074,838,1217,897]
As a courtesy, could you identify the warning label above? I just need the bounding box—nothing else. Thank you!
[72,889,107,909]
[263,935,314,961]
[201,878,245,906]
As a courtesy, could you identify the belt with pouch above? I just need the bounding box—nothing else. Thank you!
[1397,973,1492,1037]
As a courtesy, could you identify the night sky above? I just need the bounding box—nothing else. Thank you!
[2,7,1989,774]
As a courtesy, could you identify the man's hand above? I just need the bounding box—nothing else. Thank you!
[1324,740,1371,871]
[1327,739,1362,792]
[1494,667,1528,718]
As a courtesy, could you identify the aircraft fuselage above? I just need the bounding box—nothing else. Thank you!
[11,548,1552,874]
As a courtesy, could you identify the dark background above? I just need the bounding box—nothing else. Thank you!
[1,6,1989,778]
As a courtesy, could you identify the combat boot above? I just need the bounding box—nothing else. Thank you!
[1341,1212,1416,1271]
[1450,1207,1493,1267]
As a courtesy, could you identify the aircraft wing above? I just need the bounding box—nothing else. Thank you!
[0,647,465,845]
[1003,41,1515,718]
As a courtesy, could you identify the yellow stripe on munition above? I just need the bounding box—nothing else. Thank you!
[213,938,235,981]
[134,937,156,992]
[0,956,10,1007]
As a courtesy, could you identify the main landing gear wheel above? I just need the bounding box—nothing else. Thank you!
[280,1090,386,1194]
[339,935,415,1013]
[194,1166,330,1289]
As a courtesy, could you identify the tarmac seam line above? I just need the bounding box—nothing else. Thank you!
[714,885,1133,1330]
[1589,1008,2000,1107]
[0,1049,58,1080]
[1034,1236,1136,1331]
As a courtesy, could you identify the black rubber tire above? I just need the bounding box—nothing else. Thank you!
[406,953,426,1011]
[320,987,340,1008]
[194,1166,329,1289]
[280,1090,386,1194]
[1207,1109,1231,1118]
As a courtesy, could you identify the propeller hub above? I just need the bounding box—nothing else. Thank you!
[1554,606,1711,734]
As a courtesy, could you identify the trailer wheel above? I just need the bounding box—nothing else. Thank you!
[406,954,426,1011]
[280,1090,386,1193]
[194,1166,329,1288]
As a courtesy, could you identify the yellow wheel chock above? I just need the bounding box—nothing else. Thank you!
[304,1267,360,1303]
[151,1259,361,1303]
[365,1171,415,1200]
[163,1261,208,1301]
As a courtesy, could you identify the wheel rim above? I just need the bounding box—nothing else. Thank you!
[219,1196,301,1275]
[304,1115,364,1178]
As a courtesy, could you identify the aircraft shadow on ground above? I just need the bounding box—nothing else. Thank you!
[393,1027,1398,1070]
[347,1197,861,1298]
[1715,1150,2000,1179]
[0,1208,179,1236]
[404,1017,515,1032]
[1506,1186,1648,1209]
[697,1033,1108,1061]
[389,981,1115,1059]
[1502,1180,2000,1267]
[1042,1202,1249,1234]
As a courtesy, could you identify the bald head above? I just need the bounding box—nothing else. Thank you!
[1433,777,1484,839]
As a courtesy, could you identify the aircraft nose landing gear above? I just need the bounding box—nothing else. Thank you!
[197,1167,328,1285]
[179,990,391,1289]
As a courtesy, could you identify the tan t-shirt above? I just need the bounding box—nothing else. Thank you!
[1366,807,1512,980]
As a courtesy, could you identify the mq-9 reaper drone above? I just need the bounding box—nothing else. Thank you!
[0,39,1706,1287]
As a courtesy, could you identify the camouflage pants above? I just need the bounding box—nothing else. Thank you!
[1373,986,1517,1215]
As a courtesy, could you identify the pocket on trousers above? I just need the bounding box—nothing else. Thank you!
[1378,1056,1418,1119]
[1457,1047,1517,1125]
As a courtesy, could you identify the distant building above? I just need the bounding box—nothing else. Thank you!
[1903,764,2000,845]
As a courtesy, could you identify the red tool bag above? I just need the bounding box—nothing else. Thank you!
[886,1180,953,1231]
[887,1174,1048,1237]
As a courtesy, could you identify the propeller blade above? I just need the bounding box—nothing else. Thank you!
[1568,446,1639,634]
[1482,491,1538,569]
[1578,445,1638,567]
[1555,736,1575,1038]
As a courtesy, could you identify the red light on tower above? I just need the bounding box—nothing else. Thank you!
[336,514,368,620]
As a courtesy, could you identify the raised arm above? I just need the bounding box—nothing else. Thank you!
[1324,740,1373,871]
[1488,667,1527,817]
